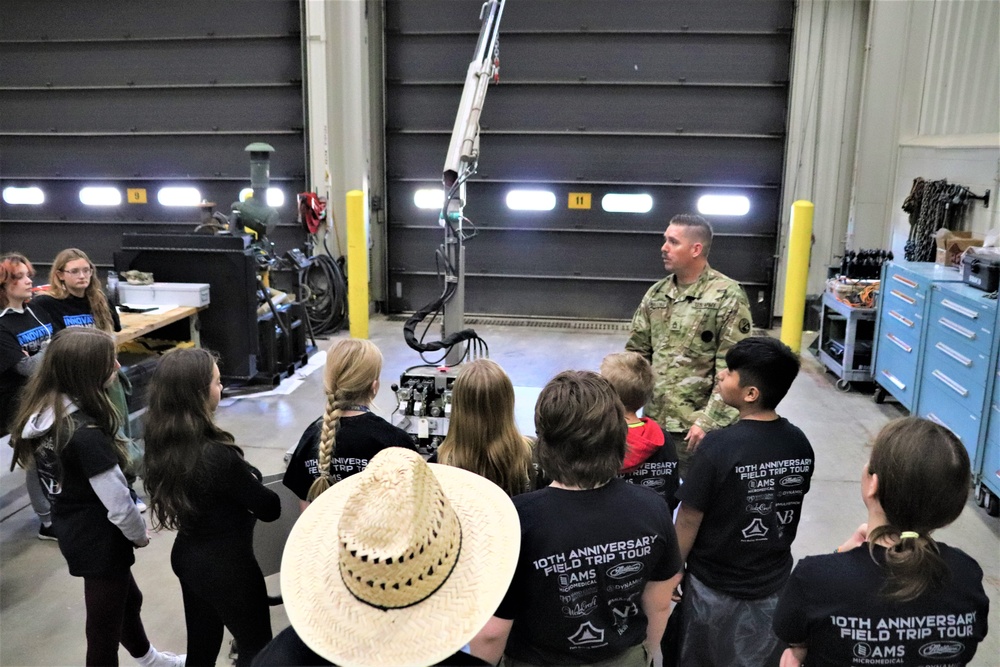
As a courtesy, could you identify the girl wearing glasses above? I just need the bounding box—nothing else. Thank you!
[34,248,143,512]
[32,248,120,334]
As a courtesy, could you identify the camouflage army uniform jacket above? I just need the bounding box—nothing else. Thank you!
[625,266,753,434]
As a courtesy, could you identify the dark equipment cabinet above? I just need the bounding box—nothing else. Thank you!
[115,233,260,383]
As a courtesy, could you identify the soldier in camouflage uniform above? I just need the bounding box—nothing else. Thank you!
[626,214,753,475]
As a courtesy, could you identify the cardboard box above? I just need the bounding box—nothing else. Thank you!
[935,230,984,267]
[119,282,210,307]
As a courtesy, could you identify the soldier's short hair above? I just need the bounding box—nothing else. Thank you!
[600,351,654,413]
[725,337,800,410]
[669,213,713,256]
[534,371,626,488]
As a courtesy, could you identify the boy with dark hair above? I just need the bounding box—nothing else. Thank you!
[473,371,682,667]
[600,352,679,508]
[669,336,815,666]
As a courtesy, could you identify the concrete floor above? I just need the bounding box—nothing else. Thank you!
[1,316,997,666]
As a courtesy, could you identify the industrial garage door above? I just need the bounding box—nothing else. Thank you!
[0,0,307,272]
[384,0,793,327]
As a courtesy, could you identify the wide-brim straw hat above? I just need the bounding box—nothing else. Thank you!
[280,447,521,667]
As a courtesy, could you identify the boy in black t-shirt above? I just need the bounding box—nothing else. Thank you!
[601,351,679,509]
[670,337,814,666]
[471,371,682,667]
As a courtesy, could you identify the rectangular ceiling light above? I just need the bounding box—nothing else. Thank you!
[3,186,44,205]
[697,194,750,216]
[602,193,653,213]
[414,188,445,210]
[239,187,285,207]
[157,187,202,207]
[79,186,122,206]
[506,190,556,211]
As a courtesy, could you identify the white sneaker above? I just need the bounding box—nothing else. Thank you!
[137,647,185,667]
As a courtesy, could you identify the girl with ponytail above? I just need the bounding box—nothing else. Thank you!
[282,338,416,508]
[773,417,989,666]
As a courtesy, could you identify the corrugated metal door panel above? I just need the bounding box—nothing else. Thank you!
[388,83,788,134]
[389,0,793,33]
[388,182,780,235]
[384,0,792,325]
[0,0,306,265]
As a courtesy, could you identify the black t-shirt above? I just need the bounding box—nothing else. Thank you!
[0,305,54,434]
[495,479,681,665]
[31,293,122,332]
[282,412,417,500]
[251,626,491,666]
[176,443,281,542]
[33,413,137,577]
[773,544,990,667]
[676,417,815,598]
[620,430,679,510]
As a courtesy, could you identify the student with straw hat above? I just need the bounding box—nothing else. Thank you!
[253,447,520,667]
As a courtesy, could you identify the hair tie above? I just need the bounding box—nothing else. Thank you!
[899,531,919,540]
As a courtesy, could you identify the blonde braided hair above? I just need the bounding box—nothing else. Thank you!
[306,339,383,501]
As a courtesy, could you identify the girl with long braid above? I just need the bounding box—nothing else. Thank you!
[773,417,989,666]
[282,338,415,508]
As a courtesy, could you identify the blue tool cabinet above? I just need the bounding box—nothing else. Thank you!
[873,261,1000,516]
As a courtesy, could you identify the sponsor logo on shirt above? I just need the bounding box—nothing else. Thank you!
[775,510,796,525]
[561,596,598,618]
[853,642,905,660]
[611,600,640,635]
[606,561,643,580]
[63,314,95,327]
[746,501,773,515]
[567,621,606,647]
[16,324,53,346]
[779,474,804,487]
[741,517,768,539]
[558,570,597,593]
[918,641,964,659]
[640,478,666,489]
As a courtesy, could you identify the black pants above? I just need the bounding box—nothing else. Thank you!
[83,571,151,666]
[171,538,272,667]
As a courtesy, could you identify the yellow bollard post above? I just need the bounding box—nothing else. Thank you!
[346,190,369,339]
[780,200,814,354]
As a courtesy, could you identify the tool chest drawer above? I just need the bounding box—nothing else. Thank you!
[928,284,996,359]
[918,391,983,460]
[873,261,965,410]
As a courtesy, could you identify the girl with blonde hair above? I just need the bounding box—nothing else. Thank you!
[434,359,534,496]
[32,248,119,333]
[282,338,416,507]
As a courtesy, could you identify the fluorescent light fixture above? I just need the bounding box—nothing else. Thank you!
[239,187,285,207]
[3,186,44,205]
[697,194,750,216]
[506,190,556,211]
[79,187,122,206]
[157,187,202,207]
[602,193,653,213]
[414,188,445,210]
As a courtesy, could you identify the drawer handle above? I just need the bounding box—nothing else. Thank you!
[886,333,912,353]
[932,369,969,397]
[891,274,918,288]
[925,413,961,440]
[888,310,914,327]
[880,370,906,390]
[939,317,976,340]
[890,289,916,305]
[934,342,972,367]
[940,298,979,320]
